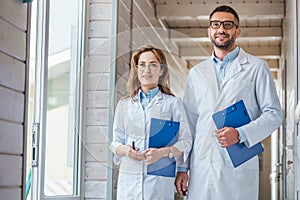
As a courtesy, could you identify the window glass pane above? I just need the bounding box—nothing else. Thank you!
[44,0,82,196]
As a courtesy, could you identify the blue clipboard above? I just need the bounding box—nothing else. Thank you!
[147,118,179,177]
[212,100,264,168]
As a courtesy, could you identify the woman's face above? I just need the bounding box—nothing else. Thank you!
[137,51,164,92]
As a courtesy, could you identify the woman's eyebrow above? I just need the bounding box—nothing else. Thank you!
[149,60,160,63]
[138,60,159,63]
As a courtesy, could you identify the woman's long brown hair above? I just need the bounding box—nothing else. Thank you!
[126,44,174,100]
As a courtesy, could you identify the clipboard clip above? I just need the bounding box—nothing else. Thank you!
[159,121,173,127]
[223,104,237,115]
[168,116,173,127]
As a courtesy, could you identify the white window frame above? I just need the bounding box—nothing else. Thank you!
[30,0,85,199]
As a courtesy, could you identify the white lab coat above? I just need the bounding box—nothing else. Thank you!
[183,49,283,200]
[110,90,192,200]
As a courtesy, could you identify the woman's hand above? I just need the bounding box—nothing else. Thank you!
[116,145,145,161]
[142,147,169,165]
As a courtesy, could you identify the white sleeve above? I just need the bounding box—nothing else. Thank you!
[109,100,126,165]
[172,98,193,164]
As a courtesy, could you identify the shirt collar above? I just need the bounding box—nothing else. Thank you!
[211,46,240,64]
[139,86,159,100]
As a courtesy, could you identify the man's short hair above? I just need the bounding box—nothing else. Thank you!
[209,5,240,24]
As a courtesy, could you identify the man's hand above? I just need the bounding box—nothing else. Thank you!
[215,127,240,148]
[175,172,188,196]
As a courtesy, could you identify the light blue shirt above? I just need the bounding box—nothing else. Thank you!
[211,46,247,144]
[212,46,240,86]
[139,87,159,110]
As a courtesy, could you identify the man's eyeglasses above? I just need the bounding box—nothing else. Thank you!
[137,63,161,71]
[209,20,238,30]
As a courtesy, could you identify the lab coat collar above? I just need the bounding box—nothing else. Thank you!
[134,89,164,109]
[197,59,219,103]
[220,48,248,89]
[198,48,249,107]
[139,87,159,100]
[149,89,164,104]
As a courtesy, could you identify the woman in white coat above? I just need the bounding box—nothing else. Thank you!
[175,5,283,200]
[110,45,192,200]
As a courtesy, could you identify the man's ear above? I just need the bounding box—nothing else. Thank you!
[207,27,211,38]
[236,27,241,38]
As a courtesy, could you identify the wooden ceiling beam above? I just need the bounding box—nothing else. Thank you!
[180,46,281,60]
[157,3,284,20]
[170,27,282,42]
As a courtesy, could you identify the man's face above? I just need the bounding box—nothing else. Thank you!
[208,12,241,50]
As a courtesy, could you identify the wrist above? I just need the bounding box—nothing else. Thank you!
[234,128,240,142]
[161,147,173,158]
[168,146,174,159]
[116,145,130,156]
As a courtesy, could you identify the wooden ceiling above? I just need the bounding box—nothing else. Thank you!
[152,0,285,79]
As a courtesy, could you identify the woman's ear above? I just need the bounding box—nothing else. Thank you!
[159,67,164,76]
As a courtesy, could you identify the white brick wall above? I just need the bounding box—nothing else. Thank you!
[85,0,113,199]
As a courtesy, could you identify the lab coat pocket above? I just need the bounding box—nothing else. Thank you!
[236,155,258,170]
[124,114,144,138]
[222,145,258,170]
[127,135,146,151]
[229,79,254,100]
[145,176,174,199]
[227,154,258,170]
[119,156,143,173]
[149,104,170,120]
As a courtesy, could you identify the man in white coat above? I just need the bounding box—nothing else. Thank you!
[175,5,283,200]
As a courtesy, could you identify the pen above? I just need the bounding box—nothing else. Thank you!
[132,141,135,150]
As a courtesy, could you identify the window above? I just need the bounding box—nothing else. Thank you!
[27,0,85,199]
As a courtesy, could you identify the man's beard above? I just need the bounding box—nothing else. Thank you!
[211,33,236,50]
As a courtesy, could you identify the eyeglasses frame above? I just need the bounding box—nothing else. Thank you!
[136,62,162,71]
[209,20,239,30]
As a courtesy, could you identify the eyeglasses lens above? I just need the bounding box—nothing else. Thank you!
[210,21,236,29]
[137,63,160,71]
